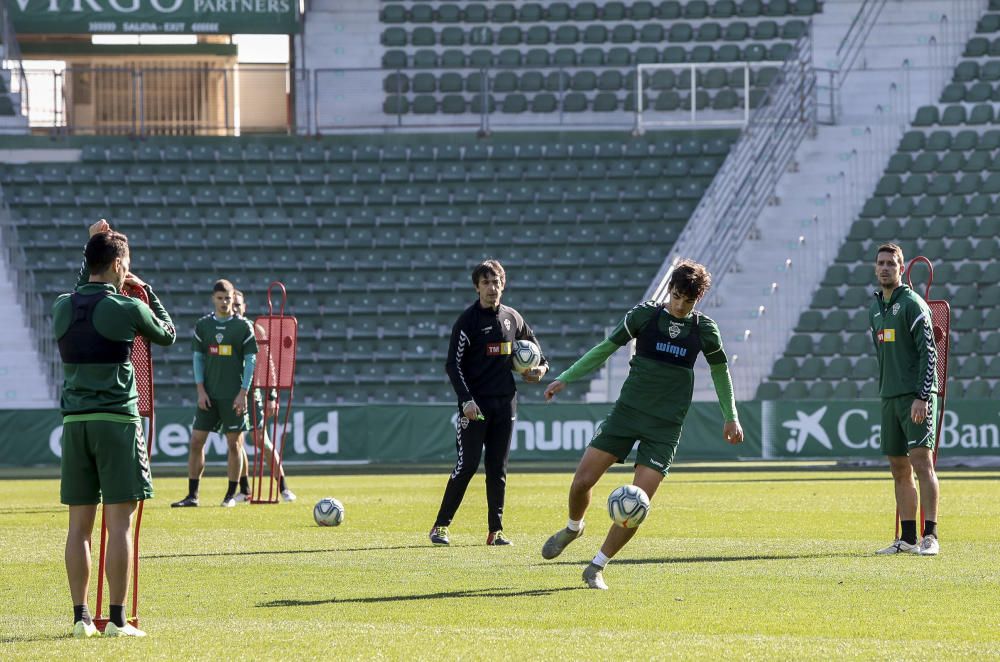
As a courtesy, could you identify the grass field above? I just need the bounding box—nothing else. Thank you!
[2,466,999,660]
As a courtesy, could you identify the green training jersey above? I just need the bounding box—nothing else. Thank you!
[192,314,258,398]
[611,301,726,423]
[53,282,176,418]
[868,285,937,400]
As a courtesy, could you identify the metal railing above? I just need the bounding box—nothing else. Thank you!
[0,0,29,121]
[816,0,888,123]
[645,33,816,306]
[0,191,60,400]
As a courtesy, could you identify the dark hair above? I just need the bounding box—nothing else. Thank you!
[876,243,904,268]
[667,259,712,300]
[213,279,235,294]
[85,230,129,275]
[471,259,506,287]
[233,289,244,300]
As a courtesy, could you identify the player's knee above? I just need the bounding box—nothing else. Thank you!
[571,472,598,494]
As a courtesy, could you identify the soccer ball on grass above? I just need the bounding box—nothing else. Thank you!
[313,497,345,527]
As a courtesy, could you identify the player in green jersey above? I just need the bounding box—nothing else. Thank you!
[869,243,940,556]
[55,226,176,637]
[171,279,258,508]
[231,289,295,503]
[540,259,743,589]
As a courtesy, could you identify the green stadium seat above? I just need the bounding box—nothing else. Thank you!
[912,106,939,126]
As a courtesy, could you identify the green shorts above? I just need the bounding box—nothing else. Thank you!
[60,416,154,506]
[880,393,938,456]
[193,396,249,434]
[589,403,682,476]
[219,391,265,434]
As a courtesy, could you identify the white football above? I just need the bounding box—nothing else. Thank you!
[511,339,542,373]
[607,485,650,529]
[313,497,345,527]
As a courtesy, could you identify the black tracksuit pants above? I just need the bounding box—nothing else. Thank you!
[433,394,516,533]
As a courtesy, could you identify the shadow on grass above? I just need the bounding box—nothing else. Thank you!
[145,544,467,560]
[258,585,584,608]
[1,633,72,644]
[0,507,65,516]
[542,551,858,567]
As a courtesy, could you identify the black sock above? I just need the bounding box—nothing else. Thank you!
[74,604,91,625]
[225,481,238,499]
[900,520,918,545]
[239,476,250,494]
[923,520,938,539]
[188,478,200,499]
[109,604,125,628]
[279,475,287,492]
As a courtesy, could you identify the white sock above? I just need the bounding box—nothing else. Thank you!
[567,518,583,532]
[592,551,610,568]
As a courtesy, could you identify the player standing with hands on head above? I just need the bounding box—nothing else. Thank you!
[870,243,940,556]
[171,280,258,508]
[56,224,176,637]
[540,259,743,590]
[429,259,549,546]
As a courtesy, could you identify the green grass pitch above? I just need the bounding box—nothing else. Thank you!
[2,467,999,660]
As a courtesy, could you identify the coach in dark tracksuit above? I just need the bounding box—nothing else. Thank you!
[429,259,549,547]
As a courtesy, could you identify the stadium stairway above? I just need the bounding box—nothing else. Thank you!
[758,0,1000,401]
[686,0,981,401]
[0,248,54,407]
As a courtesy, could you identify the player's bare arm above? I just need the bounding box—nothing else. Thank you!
[544,379,565,401]
[724,420,744,445]
[197,383,211,410]
[523,364,548,383]
[911,398,929,424]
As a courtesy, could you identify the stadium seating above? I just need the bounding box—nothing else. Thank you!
[758,23,1000,399]
[379,0,821,115]
[3,130,736,405]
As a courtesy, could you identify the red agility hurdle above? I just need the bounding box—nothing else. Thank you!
[894,256,951,539]
[249,281,298,504]
[93,283,154,632]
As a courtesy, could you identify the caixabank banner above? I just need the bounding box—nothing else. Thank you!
[0,402,761,467]
[762,400,1000,459]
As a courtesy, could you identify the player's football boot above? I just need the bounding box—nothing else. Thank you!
[429,526,450,545]
[281,489,297,502]
[917,535,940,556]
[72,620,99,638]
[486,530,512,546]
[875,539,919,555]
[221,496,237,507]
[234,492,252,504]
[582,563,609,590]
[104,622,147,637]
[170,495,199,508]
[541,524,585,559]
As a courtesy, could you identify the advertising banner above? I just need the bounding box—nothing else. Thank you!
[0,401,762,467]
[10,0,300,35]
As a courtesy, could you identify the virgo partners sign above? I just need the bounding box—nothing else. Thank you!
[10,0,300,34]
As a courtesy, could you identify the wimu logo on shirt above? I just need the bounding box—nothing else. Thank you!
[655,342,688,357]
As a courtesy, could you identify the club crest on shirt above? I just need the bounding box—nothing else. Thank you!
[459,416,470,429]
[892,303,900,316]
[503,319,511,331]
[215,333,224,343]
[668,322,682,339]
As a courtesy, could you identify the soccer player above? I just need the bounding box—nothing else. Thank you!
[869,243,940,556]
[231,289,295,503]
[171,279,258,508]
[56,227,176,637]
[429,259,549,546]
[540,259,743,590]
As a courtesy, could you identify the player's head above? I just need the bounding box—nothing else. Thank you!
[472,259,505,309]
[875,243,904,289]
[232,289,245,317]
[666,259,711,317]
[212,279,235,317]
[85,230,130,290]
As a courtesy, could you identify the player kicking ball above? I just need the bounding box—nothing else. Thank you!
[540,260,743,589]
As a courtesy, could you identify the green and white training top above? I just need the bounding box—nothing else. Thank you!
[868,285,937,401]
